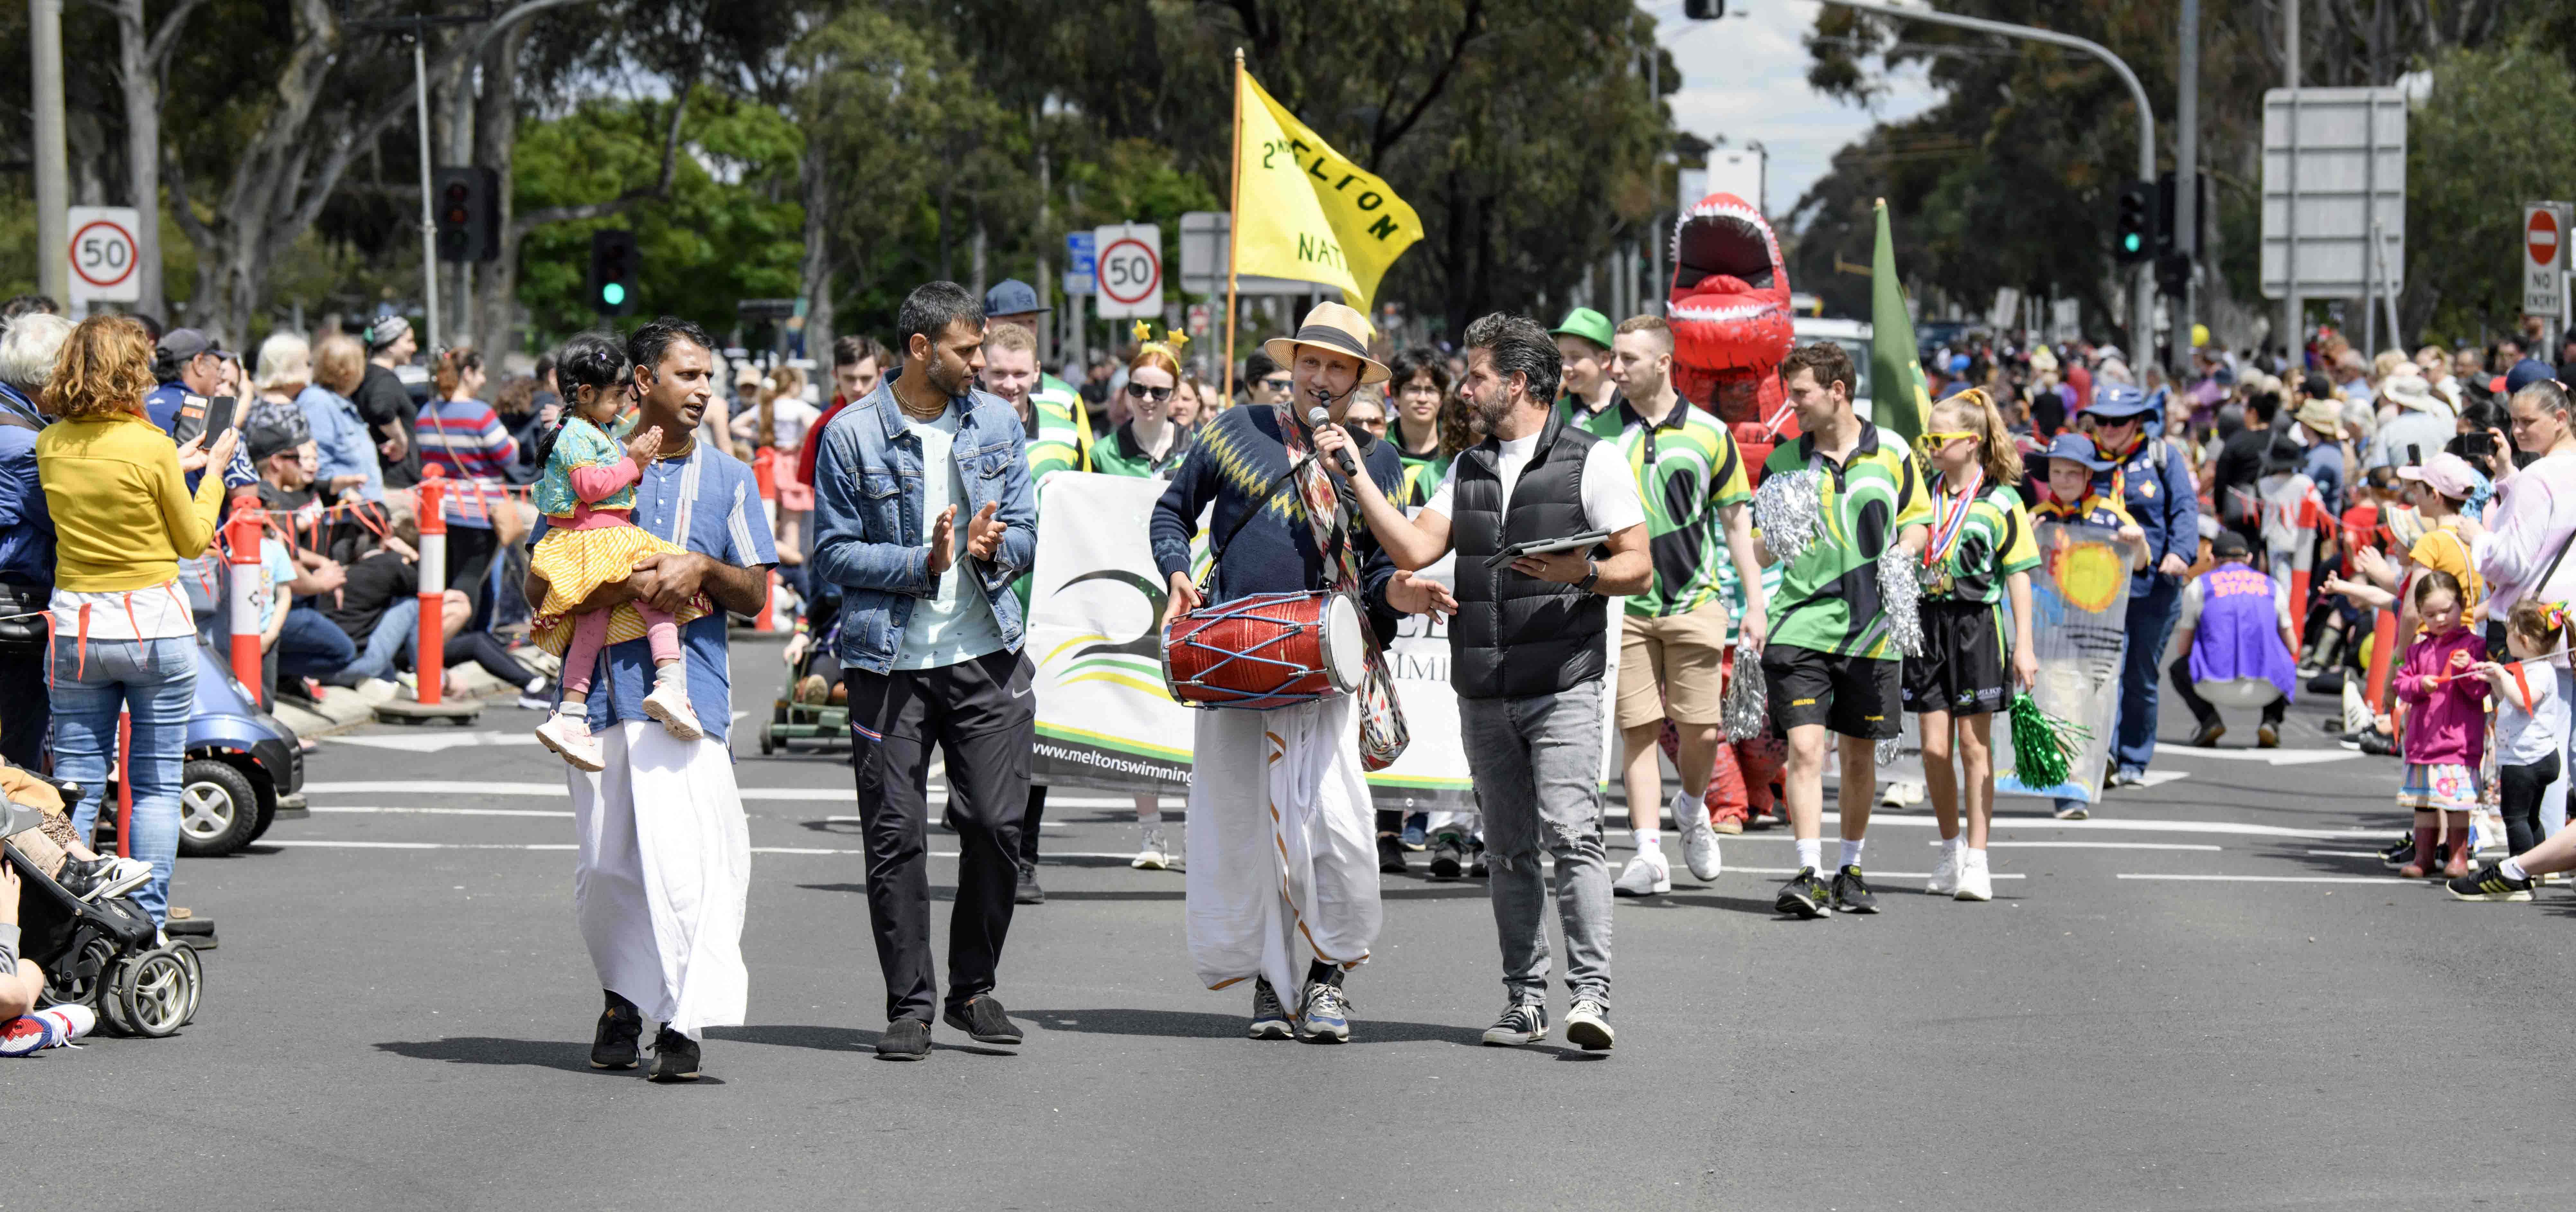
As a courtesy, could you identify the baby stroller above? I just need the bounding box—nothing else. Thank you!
[2,789,203,1039]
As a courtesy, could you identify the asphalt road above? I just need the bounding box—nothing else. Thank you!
[6,633,2573,1211]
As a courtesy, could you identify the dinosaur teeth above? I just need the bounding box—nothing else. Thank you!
[1668,301,1782,323]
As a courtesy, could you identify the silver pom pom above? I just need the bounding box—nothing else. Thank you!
[1875,735,1901,767]
[1752,469,1823,566]
[1721,650,1768,741]
[1878,547,1926,658]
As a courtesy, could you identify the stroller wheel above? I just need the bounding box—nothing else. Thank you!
[114,948,198,1038]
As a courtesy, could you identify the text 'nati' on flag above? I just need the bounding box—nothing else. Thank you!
[1233,67,1422,309]
[1869,198,1931,446]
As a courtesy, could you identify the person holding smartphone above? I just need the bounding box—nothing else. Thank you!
[36,316,239,927]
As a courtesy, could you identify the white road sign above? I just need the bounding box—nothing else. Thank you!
[1092,223,1163,319]
[2524,202,2570,319]
[2259,87,2406,299]
[66,206,141,306]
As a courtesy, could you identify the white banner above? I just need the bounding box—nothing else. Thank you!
[1997,522,2129,802]
[1026,473,1613,810]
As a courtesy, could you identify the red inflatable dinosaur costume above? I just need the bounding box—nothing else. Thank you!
[1667,192,1795,454]
[1666,192,1796,832]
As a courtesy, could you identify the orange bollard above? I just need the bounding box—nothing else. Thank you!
[225,503,266,707]
[114,709,132,860]
[751,449,780,631]
[2365,606,2399,712]
[416,468,448,706]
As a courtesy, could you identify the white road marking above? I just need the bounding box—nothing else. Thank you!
[2151,745,2359,767]
[1727,866,2024,880]
[303,780,1137,809]
[2305,849,2385,858]
[262,839,1144,860]
[1821,811,2381,841]
[328,731,541,753]
[1942,841,2222,851]
[2115,873,2399,884]
[309,805,572,819]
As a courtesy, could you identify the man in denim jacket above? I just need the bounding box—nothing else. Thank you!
[810,281,1039,1061]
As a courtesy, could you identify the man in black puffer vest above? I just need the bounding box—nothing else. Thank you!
[1318,312,1650,1054]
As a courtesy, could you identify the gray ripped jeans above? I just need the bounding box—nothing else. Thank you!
[1458,677,1611,1009]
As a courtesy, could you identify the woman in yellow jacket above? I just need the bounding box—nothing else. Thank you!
[38,316,237,925]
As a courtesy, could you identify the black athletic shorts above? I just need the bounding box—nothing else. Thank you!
[1762,642,1901,740]
[1901,599,2009,717]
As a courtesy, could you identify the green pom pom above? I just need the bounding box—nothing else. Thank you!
[2008,692,2091,789]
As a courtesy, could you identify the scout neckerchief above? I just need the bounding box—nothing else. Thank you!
[1922,467,1982,597]
[1271,399,1409,771]
[2092,431,2143,506]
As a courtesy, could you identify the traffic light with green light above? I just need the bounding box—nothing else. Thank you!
[2113,181,2155,266]
[589,228,639,316]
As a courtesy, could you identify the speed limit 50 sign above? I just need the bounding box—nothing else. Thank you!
[67,206,142,306]
[1091,223,1163,319]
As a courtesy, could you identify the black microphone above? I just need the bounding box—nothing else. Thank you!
[1306,403,1359,478]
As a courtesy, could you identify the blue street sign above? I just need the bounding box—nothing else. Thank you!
[1064,232,1097,295]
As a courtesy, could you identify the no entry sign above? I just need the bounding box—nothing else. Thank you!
[1091,223,1163,319]
[2526,202,2571,320]
[66,206,142,306]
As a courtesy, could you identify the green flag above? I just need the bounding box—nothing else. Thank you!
[1870,198,1931,445]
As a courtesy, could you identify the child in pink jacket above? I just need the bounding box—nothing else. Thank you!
[2393,570,2490,879]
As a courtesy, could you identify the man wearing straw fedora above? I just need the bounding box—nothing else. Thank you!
[1149,301,1445,1043]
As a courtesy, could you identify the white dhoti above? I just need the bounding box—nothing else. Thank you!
[1184,695,1381,996]
[568,721,753,1039]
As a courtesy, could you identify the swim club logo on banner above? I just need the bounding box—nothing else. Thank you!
[1026,473,1616,810]
[1997,521,2128,802]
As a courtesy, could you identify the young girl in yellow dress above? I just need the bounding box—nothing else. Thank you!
[528,333,709,770]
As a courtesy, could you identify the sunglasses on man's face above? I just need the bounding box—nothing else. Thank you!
[1125,382,1173,402]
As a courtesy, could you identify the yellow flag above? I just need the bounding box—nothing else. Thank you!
[1233,66,1422,309]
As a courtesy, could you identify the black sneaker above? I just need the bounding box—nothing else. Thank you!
[1480,1001,1548,1046]
[1468,843,1489,878]
[2379,835,2415,870]
[2187,720,2225,748]
[1427,835,1464,880]
[2357,730,2398,757]
[2448,862,2535,902]
[1014,861,1045,905]
[1248,978,1292,1040]
[1377,835,1409,874]
[646,1026,700,1082]
[590,990,643,1070]
[943,995,1024,1045]
[877,1017,931,1060]
[1831,864,1879,914]
[1775,867,1830,918]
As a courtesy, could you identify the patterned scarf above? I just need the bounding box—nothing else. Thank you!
[1272,400,1409,771]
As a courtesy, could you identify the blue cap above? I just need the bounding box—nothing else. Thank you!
[2084,382,2153,419]
[1948,353,1971,374]
[2506,357,2558,396]
[982,278,1046,317]
[2044,432,2115,470]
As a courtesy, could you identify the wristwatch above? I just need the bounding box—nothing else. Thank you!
[1577,558,1601,594]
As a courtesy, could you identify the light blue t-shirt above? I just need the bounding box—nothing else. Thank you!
[895,406,1007,670]
[260,538,299,631]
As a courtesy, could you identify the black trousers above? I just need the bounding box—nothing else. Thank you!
[2168,656,2286,729]
[0,642,46,769]
[844,647,1033,1024]
[2501,752,2561,858]
[1022,784,1045,864]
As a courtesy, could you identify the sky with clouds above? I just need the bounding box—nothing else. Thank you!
[1652,0,1944,229]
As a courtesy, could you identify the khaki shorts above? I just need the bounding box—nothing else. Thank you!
[1615,605,1731,729]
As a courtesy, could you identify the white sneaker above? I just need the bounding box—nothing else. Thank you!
[641,679,704,741]
[1926,846,1962,896]
[36,1003,94,1047]
[1613,847,1672,897]
[535,713,605,772]
[1131,827,1172,871]
[1673,790,1722,882]
[1954,851,1993,901]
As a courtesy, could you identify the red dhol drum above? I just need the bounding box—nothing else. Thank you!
[1162,591,1366,710]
